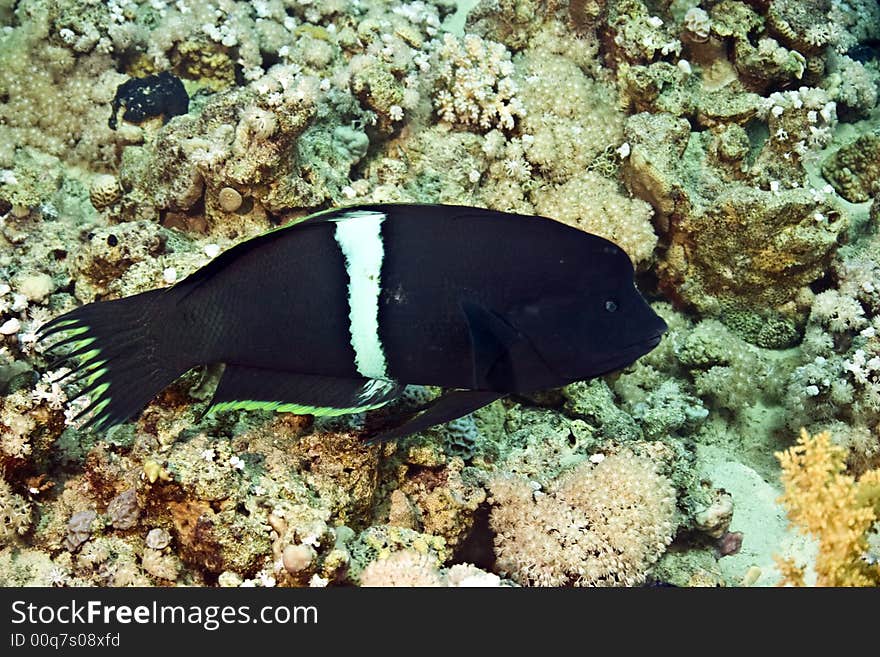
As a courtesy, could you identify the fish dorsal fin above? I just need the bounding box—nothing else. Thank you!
[174,206,377,293]
[207,365,401,417]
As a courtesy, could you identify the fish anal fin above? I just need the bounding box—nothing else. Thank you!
[208,365,401,417]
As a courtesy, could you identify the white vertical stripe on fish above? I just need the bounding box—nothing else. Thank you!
[334,210,390,380]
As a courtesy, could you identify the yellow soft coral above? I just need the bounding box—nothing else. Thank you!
[775,429,880,586]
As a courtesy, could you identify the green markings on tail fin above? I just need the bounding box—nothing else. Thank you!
[49,319,82,332]
[89,398,111,419]
[64,326,89,338]
[42,321,116,429]
[79,348,101,364]
[39,287,190,432]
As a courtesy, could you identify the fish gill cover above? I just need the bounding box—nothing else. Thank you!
[0,0,878,588]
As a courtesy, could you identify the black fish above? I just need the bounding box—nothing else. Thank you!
[40,204,667,441]
[108,71,189,130]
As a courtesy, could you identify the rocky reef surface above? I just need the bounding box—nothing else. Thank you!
[1,0,880,587]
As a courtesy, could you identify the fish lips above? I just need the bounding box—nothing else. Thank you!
[601,330,665,372]
[637,318,668,354]
[564,323,667,382]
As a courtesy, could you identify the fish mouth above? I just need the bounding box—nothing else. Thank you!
[617,333,664,363]
[573,331,665,379]
[535,326,668,386]
[620,326,665,356]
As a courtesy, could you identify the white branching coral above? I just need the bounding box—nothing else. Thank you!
[759,87,837,156]
[0,478,32,547]
[432,33,524,132]
[811,289,868,334]
[358,550,503,587]
[30,371,69,411]
[844,349,880,387]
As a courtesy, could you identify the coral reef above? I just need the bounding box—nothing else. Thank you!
[431,33,524,132]
[0,478,32,547]
[822,133,880,203]
[623,111,846,346]
[1,0,880,589]
[359,548,504,586]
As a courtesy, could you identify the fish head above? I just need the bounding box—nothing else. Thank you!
[506,246,667,386]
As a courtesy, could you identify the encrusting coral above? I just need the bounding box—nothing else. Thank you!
[622,109,846,347]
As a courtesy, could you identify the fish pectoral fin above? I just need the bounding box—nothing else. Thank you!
[461,300,555,392]
[207,365,401,416]
[460,300,523,386]
[364,389,505,443]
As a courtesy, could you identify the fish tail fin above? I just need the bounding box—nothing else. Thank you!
[39,288,193,431]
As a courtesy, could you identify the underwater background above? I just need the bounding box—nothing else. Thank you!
[1,0,879,587]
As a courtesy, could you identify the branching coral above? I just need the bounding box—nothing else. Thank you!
[359,549,444,586]
[431,33,524,132]
[0,477,32,547]
[359,549,503,587]
[775,429,880,587]
[783,251,880,470]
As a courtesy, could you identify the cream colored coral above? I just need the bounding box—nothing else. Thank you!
[282,544,316,574]
[683,7,711,42]
[432,33,524,132]
[0,27,126,168]
[141,548,181,581]
[0,478,32,547]
[89,174,122,210]
[359,549,444,587]
[516,52,625,181]
[534,171,658,265]
[489,450,676,587]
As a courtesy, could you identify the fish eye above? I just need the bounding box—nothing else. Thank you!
[605,299,618,313]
